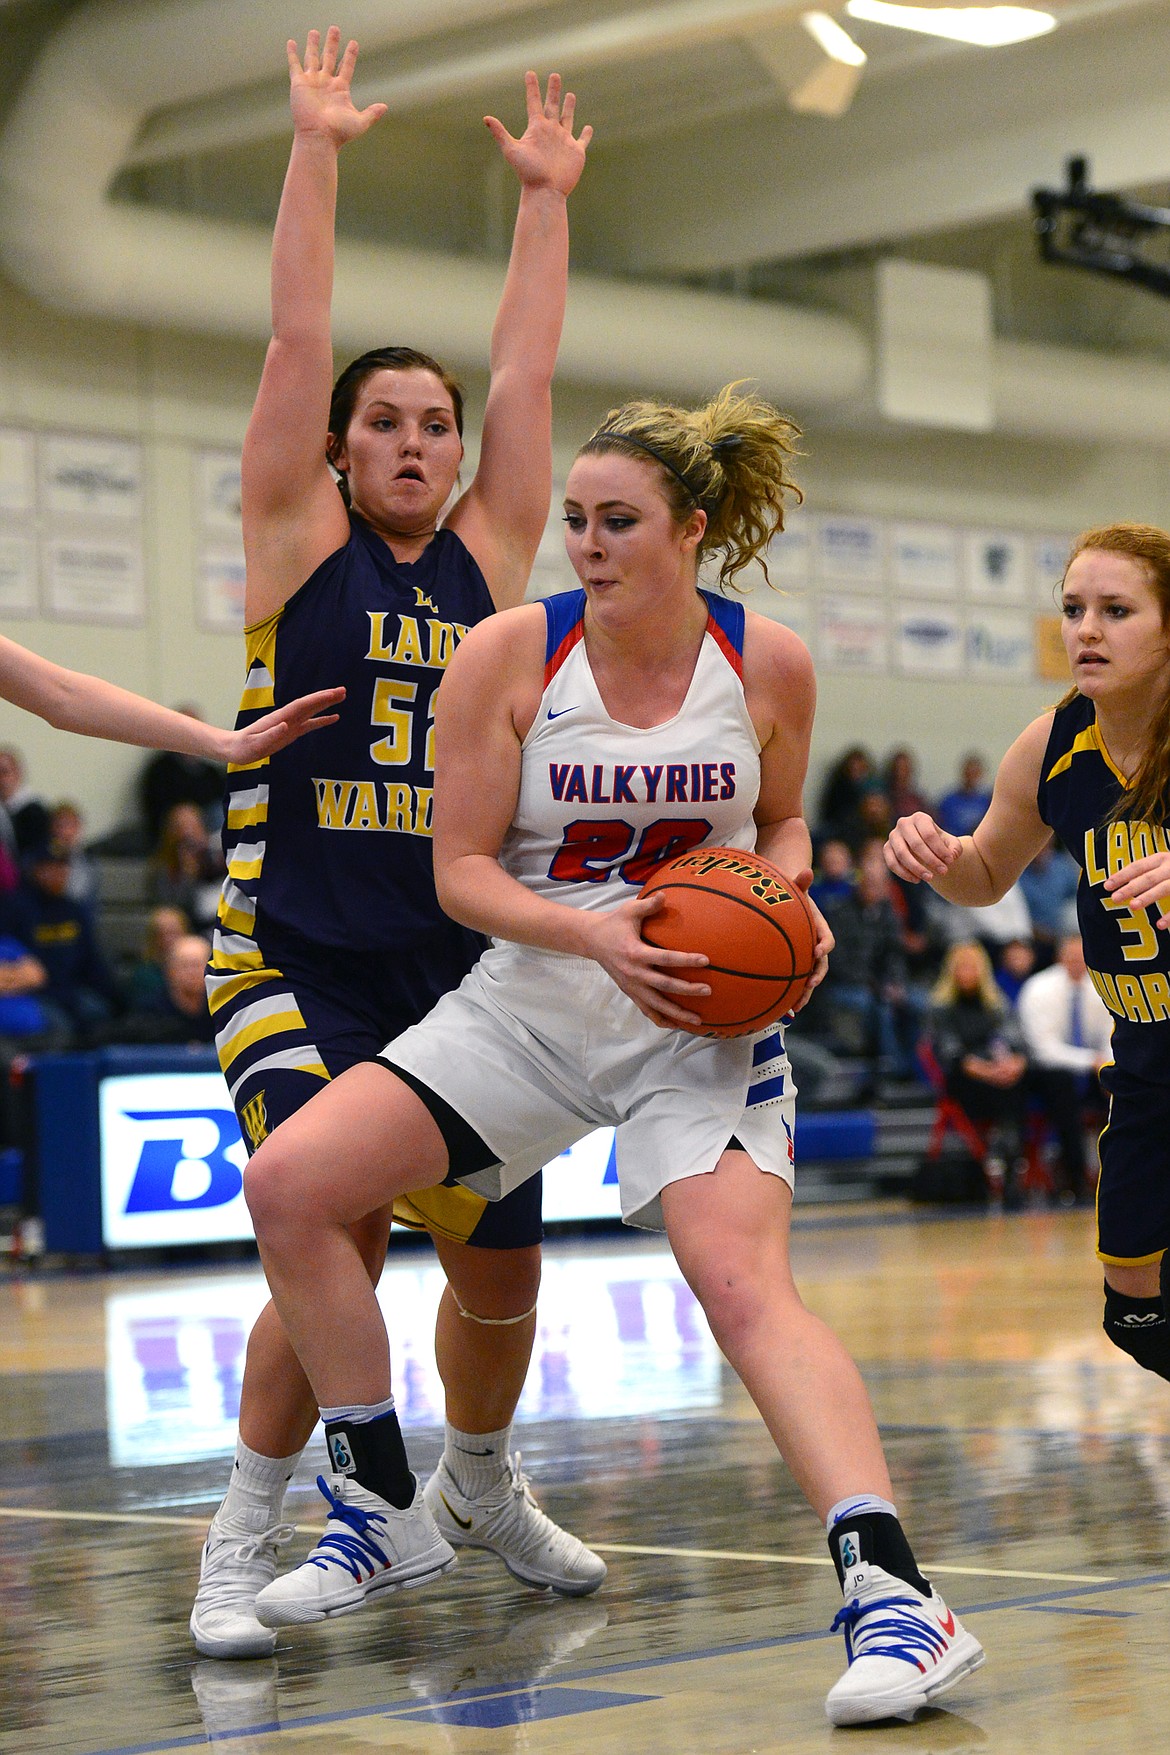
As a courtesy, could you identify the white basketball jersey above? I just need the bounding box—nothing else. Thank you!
[499,589,761,914]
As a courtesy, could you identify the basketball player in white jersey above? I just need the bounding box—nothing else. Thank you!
[241,386,984,1725]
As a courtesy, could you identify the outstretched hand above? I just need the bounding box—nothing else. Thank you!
[885,811,963,885]
[485,71,592,197]
[287,27,387,147]
[222,687,345,765]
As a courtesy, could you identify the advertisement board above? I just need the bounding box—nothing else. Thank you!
[99,1070,622,1250]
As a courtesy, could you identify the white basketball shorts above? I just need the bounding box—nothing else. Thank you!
[381,941,797,1231]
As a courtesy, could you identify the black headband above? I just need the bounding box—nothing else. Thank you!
[592,429,741,507]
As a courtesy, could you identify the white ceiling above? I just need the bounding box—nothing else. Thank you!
[2,0,1170,418]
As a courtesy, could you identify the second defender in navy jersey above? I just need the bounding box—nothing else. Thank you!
[887,524,1170,1404]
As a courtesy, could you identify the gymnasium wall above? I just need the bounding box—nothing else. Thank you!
[2,269,1168,837]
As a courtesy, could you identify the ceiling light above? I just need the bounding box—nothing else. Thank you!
[845,0,1056,46]
[802,10,868,64]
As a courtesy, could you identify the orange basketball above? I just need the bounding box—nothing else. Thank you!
[638,846,818,1038]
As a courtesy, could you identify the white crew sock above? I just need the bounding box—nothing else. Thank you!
[443,1422,512,1498]
[216,1436,302,1531]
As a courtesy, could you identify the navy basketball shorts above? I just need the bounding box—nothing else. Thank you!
[206,924,543,1250]
[1096,1062,1170,1267]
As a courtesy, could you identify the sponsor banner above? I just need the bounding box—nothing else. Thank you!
[963,529,1028,604]
[0,429,35,515]
[814,515,885,588]
[98,1070,624,1250]
[43,532,144,625]
[966,608,1033,680]
[818,593,888,671]
[1032,533,1073,605]
[1035,613,1069,682]
[40,434,143,522]
[195,449,243,537]
[196,542,246,633]
[0,529,38,615]
[890,521,959,598]
[765,518,813,584]
[894,601,963,675]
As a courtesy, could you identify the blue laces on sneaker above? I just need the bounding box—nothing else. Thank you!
[831,1590,948,1671]
[308,1475,391,1581]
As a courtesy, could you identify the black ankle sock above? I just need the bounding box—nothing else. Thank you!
[324,1410,415,1509]
[827,1512,931,1596]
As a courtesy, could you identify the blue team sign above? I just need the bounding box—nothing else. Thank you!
[100,1073,252,1248]
[99,1071,621,1249]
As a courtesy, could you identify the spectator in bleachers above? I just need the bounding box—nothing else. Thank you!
[124,905,189,1014]
[0,746,50,856]
[809,837,854,910]
[0,935,68,1168]
[882,747,929,822]
[48,801,98,907]
[926,940,1030,1200]
[1017,932,1111,1205]
[111,934,215,1047]
[149,802,224,934]
[936,753,993,841]
[0,840,123,1042]
[943,877,1032,963]
[816,838,929,1080]
[1018,841,1080,967]
[137,705,226,847]
[994,937,1036,1007]
[843,785,893,858]
[817,745,874,840]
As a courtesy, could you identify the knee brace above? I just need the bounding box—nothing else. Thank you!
[1103,1279,1170,1382]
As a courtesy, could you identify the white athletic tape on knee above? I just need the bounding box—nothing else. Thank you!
[454,1295,538,1327]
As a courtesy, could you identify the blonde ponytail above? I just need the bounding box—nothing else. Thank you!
[580,383,802,590]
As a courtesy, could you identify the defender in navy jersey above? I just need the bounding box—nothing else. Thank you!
[189,33,600,1663]
[243,385,985,1728]
[887,524,1170,1410]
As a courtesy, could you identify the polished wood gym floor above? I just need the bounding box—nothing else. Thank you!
[2,1203,1167,1754]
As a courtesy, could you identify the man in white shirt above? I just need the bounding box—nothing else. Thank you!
[1017,933,1112,1204]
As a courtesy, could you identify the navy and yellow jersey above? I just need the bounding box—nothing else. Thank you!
[212,512,493,966]
[1037,692,1170,1082]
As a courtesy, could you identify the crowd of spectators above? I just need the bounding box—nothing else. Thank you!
[0,729,226,1169]
[807,743,1105,1204]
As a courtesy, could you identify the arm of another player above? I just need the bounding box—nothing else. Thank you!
[745,618,832,1011]
[241,28,386,624]
[432,615,710,1026]
[0,634,343,760]
[885,711,1054,903]
[444,73,591,609]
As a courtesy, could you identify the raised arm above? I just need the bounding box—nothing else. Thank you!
[0,634,343,763]
[242,28,386,624]
[885,711,1054,903]
[445,73,591,608]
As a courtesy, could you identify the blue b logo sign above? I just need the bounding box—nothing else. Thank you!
[123,1109,245,1214]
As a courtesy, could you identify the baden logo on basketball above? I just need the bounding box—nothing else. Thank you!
[639,845,817,1038]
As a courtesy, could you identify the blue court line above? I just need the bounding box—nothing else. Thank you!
[79,1568,1170,1755]
[1022,1605,1137,1618]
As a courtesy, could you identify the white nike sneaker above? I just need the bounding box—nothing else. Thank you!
[253,1473,456,1627]
[424,1452,606,1596]
[189,1505,296,1658]
[825,1561,985,1726]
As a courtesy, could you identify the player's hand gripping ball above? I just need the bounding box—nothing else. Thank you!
[638,847,818,1038]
